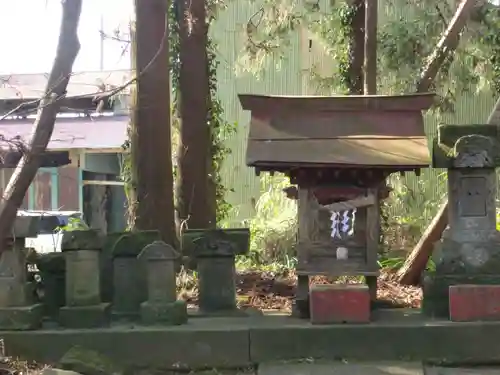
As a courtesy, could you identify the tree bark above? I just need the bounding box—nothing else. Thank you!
[416,0,478,93]
[0,0,82,252]
[177,0,216,229]
[363,0,377,95]
[396,0,479,285]
[347,0,365,94]
[131,0,177,244]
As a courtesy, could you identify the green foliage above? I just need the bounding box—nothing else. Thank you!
[238,0,500,103]
[56,217,89,232]
[237,173,297,270]
[381,171,447,254]
[207,35,238,222]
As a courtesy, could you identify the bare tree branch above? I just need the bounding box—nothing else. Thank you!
[0,0,83,251]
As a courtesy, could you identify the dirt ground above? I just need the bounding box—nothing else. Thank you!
[181,269,422,311]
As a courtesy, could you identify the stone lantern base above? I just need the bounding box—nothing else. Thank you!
[140,300,188,325]
[59,302,111,328]
[422,274,500,318]
[0,304,43,330]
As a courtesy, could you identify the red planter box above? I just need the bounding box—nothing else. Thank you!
[449,284,500,322]
[309,284,370,324]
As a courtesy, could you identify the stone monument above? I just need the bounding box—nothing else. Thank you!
[423,124,500,317]
[139,241,187,325]
[111,231,160,320]
[191,229,249,315]
[59,229,110,328]
[0,216,43,330]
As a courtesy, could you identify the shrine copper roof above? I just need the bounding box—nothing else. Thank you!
[239,93,436,169]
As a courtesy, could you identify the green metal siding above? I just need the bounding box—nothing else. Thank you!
[211,0,499,226]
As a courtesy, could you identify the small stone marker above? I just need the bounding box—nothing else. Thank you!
[36,252,66,319]
[138,241,187,325]
[59,230,110,328]
[310,284,370,324]
[191,229,249,315]
[449,284,500,322]
[0,216,43,330]
[111,231,159,319]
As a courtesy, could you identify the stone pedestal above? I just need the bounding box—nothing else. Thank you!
[138,241,187,325]
[190,229,250,316]
[111,231,159,320]
[423,127,500,318]
[37,252,66,319]
[0,216,43,330]
[59,230,110,328]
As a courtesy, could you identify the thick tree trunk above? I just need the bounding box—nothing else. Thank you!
[363,0,377,95]
[0,0,82,252]
[396,0,479,285]
[347,0,365,94]
[131,0,177,244]
[177,0,216,229]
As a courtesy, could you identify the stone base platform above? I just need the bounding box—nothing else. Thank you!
[140,300,188,325]
[0,304,43,330]
[422,274,500,318]
[5,309,500,370]
[59,303,111,328]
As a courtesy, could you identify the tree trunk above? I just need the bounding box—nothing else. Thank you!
[0,0,82,252]
[131,0,177,244]
[416,0,478,93]
[347,0,365,94]
[177,0,216,229]
[363,0,377,95]
[396,0,479,285]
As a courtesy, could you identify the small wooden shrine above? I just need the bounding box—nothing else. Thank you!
[239,93,435,317]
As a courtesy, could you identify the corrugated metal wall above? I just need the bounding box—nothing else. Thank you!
[211,1,303,226]
[213,0,499,226]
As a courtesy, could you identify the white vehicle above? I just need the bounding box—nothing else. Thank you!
[18,210,84,253]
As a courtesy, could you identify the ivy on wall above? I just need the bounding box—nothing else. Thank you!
[169,0,237,223]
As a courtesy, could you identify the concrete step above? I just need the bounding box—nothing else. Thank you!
[258,361,424,375]
[425,367,500,375]
[258,361,500,375]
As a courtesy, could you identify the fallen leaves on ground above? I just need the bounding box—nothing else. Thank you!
[0,357,47,375]
[179,269,422,312]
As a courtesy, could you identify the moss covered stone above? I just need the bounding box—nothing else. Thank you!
[111,230,161,258]
[59,345,122,375]
[61,230,103,252]
[183,228,250,258]
[37,253,66,318]
[140,300,188,325]
[438,124,500,146]
[433,124,500,167]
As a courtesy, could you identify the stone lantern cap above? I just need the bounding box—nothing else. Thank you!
[239,93,436,173]
[138,241,179,261]
[61,229,102,251]
[191,229,250,257]
[432,124,500,168]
